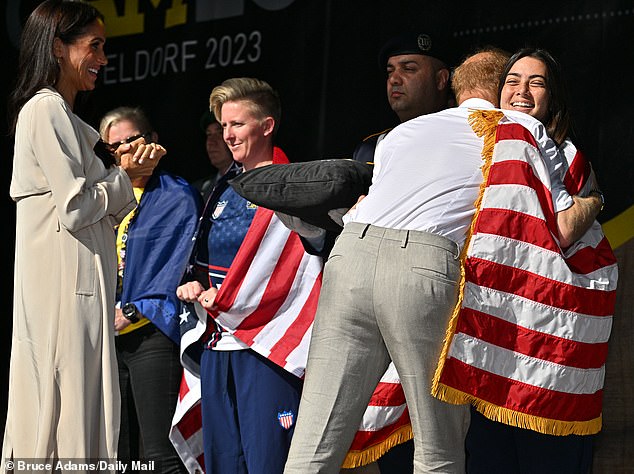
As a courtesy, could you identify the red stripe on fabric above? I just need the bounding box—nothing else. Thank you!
[456,308,609,369]
[213,208,274,314]
[176,402,202,439]
[368,382,406,407]
[178,372,189,401]
[564,237,617,275]
[347,409,411,451]
[273,146,290,164]
[486,160,557,235]
[474,208,559,253]
[234,233,305,344]
[266,273,322,367]
[196,454,205,470]
[440,359,603,422]
[207,264,230,272]
[563,150,590,196]
[466,257,616,316]
[496,123,539,148]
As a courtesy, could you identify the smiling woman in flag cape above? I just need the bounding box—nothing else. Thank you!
[432,48,615,474]
[176,78,323,474]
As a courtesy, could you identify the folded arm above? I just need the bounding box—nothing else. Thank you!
[556,192,603,248]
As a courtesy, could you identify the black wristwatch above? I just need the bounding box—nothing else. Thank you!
[122,302,140,323]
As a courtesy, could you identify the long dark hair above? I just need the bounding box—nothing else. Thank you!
[498,48,571,145]
[8,0,104,135]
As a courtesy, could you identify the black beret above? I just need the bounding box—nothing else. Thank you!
[199,110,215,132]
[378,32,452,69]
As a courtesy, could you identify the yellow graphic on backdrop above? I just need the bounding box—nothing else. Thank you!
[603,205,634,250]
[91,0,187,37]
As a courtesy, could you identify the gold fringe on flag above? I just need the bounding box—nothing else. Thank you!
[341,425,414,469]
[431,109,503,399]
[434,384,603,436]
[430,110,604,437]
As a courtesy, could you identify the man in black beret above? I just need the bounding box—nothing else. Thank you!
[353,31,454,165]
[343,31,455,474]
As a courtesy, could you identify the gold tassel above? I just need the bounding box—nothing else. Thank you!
[473,399,603,436]
[431,110,604,437]
[431,110,504,397]
[341,425,414,469]
[435,383,603,436]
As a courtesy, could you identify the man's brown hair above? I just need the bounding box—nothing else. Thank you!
[452,47,511,105]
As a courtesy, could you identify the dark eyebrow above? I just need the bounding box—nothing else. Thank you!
[396,59,419,67]
[388,58,420,69]
[506,72,546,81]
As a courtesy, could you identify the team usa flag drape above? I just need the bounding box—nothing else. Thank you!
[432,110,618,436]
[170,207,414,471]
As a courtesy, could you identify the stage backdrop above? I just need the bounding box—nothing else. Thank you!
[2,1,633,470]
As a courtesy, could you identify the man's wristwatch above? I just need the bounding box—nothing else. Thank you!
[589,189,605,212]
[122,302,140,323]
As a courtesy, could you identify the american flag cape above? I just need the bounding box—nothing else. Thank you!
[431,110,618,436]
[170,207,413,471]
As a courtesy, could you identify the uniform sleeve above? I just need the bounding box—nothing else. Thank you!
[28,95,135,232]
[352,135,379,165]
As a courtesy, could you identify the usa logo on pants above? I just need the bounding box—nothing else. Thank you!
[277,410,294,430]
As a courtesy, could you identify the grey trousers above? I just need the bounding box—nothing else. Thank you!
[285,223,470,474]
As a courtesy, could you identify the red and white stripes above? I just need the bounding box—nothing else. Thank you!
[433,113,617,435]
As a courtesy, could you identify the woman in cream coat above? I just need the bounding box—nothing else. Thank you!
[3,0,164,467]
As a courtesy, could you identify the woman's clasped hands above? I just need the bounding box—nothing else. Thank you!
[116,136,166,179]
[176,281,219,311]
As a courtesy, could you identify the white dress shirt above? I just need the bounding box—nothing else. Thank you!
[346,98,572,248]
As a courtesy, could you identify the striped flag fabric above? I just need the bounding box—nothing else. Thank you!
[170,207,413,471]
[342,362,413,468]
[432,110,618,436]
[209,207,323,377]
[169,365,204,473]
[168,208,321,472]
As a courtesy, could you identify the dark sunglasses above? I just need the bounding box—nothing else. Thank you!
[103,133,152,152]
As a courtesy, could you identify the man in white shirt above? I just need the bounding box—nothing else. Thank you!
[284,50,602,473]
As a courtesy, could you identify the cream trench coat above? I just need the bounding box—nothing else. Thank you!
[2,88,136,468]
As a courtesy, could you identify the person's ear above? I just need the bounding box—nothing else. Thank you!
[53,37,65,61]
[436,68,450,91]
[262,117,275,137]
